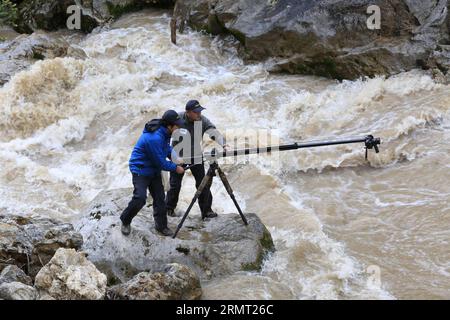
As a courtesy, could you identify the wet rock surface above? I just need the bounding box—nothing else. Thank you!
[174,0,450,79]
[0,30,86,86]
[14,0,175,33]
[0,214,83,278]
[0,265,33,286]
[74,188,275,284]
[34,248,107,300]
[107,263,202,300]
[0,189,275,300]
[0,281,38,300]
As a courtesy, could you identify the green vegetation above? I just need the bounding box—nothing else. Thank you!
[294,57,341,80]
[229,28,246,45]
[0,0,19,27]
[312,57,339,79]
[106,1,143,19]
[32,51,45,60]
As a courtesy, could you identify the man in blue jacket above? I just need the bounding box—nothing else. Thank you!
[120,110,185,237]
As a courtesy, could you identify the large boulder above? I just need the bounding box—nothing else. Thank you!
[16,0,98,33]
[174,0,450,79]
[0,214,83,278]
[34,248,107,300]
[430,44,450,72]
[83,0,175,21]
[0,281,38,300]
[14,0,176,33]
[107,263,202,300]
[74,188,275,285]
[0,264,37,300]
[0,265,33,286]
[0,30,86,86]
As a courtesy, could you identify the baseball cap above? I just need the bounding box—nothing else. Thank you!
[162,110,184,126]
[185,100,205,112]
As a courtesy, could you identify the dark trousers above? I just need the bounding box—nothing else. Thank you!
[120,173,167,230]
[166,163,212,215]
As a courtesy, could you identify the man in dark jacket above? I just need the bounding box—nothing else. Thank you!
[166,100,229,219]
[120,110,185,237]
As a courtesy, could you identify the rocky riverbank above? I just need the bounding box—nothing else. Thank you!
[0,29,87,85]
[0,1,175,85]
[2,0,175,33]
[1,1,450,81]
[75,189,274,284]
[0,188,274,300]
[174,0,450,80]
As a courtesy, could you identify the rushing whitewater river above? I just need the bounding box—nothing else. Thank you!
[1,10,449,299]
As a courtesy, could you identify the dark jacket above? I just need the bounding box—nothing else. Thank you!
[129,123,177,177]
[172,112,226,160]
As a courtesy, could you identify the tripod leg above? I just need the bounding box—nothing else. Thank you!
[216,166,248,225]
[173,168,214,238]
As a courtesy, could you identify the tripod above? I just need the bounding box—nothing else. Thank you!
[172,161,248,239]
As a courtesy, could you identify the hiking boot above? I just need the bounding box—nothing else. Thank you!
[156,227,174,237]
[167,208,177,217]
[202,211,218,219]
[121,223,131,236]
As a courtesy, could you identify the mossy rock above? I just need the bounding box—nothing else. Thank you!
[106,1,143,19]
[241,227,275,272]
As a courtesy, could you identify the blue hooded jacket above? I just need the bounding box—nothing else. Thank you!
[129,123,177,177]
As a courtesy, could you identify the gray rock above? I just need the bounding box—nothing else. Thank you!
[17,0,98,33]
[174,0,450,79]
[0,265,33,286]
[87,0,175,20]
[34,248,107,300]
[74,188,274,284]
[3,31,69,58]
[107,263,202,300]
[431,44,450,72]
[16,0,175,33]
[0,30,81,86]
[66,44,88,60]
[37,292,56,300]
[0,50,30,86]
[0,282,38,300]
[0,214,83,278]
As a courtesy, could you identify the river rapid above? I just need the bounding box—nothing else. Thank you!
[1,10,449,299]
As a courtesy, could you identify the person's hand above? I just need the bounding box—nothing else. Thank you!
[223,144,231,152]
[176,165,185,174]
